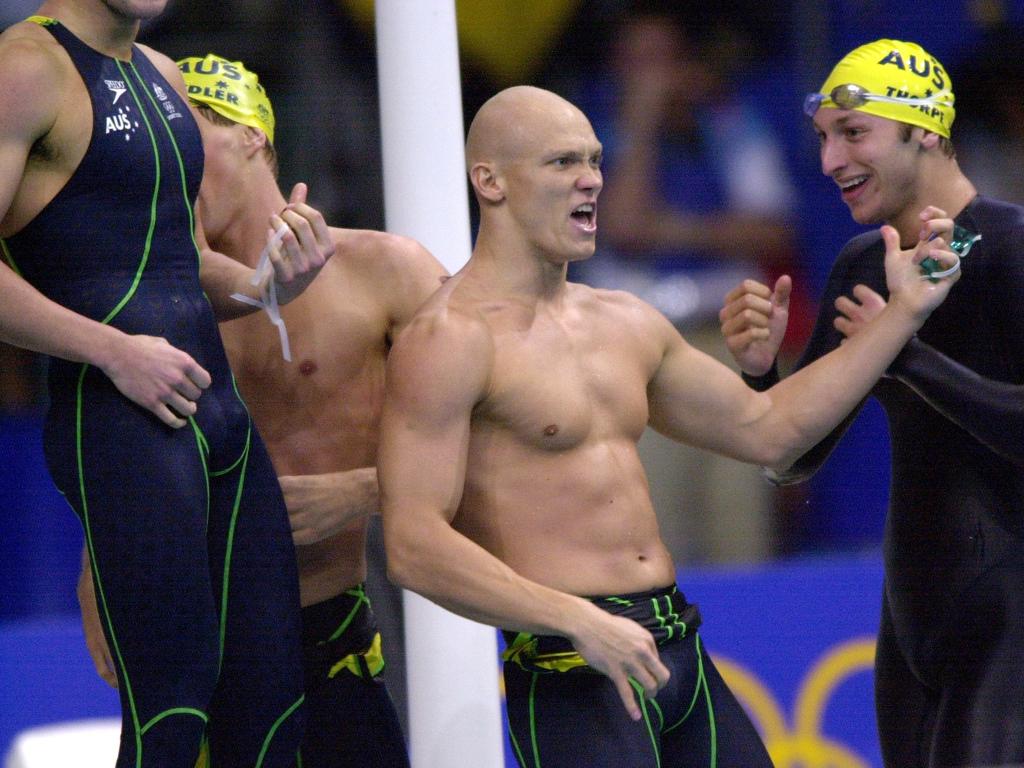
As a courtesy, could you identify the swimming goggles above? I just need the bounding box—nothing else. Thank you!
[919,224,981,282]
[803,83,952,117]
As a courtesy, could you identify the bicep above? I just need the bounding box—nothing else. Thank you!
[0,40,61,223]
[378,315,489,526]
[647,330,767,458]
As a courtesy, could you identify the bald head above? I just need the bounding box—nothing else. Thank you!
[465,86,592,171]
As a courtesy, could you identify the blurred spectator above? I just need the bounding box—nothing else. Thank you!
[561,6,804,565]
[141,0,385,230]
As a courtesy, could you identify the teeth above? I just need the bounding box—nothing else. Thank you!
[574,203,594,213]
[839,176,867,190]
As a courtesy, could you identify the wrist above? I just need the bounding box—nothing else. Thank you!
[89,324,129,374]
[880,296,924,335]
[558,595,600,642]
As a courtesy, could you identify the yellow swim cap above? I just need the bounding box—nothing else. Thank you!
[177,54,276,145]
[812,39,955,138]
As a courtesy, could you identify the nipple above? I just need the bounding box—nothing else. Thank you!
[543,424,559,436]
[299,360,318,376]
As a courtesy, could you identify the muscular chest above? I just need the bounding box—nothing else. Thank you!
[480,313,652,450]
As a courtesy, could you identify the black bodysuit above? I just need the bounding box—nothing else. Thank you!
[0,19,304,767]
[747,194,1024,767]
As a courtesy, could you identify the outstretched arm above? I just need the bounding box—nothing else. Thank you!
[650,224,960,470]
[379,307,669,720]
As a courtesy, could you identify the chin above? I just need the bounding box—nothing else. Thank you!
[108,0,169,21]
[566,246,596,263]
[848,205,884,227]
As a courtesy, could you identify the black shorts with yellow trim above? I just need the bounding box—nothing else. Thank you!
[502,584,701,674]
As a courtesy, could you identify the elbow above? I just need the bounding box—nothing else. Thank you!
[382,521,433,594]
[757,443,812,486]
[756,438,795,475]
[382,533,416,591]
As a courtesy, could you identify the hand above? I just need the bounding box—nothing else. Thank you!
[568,604,670,721]
[834,284,886,341]
[77,561,117,688]
[281,468,379,546]
[101,334,211,428]
[882,211,960,323]
[719,275,791,376]
[266,183,335,305]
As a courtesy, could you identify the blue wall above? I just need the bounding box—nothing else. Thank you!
[3,554,887,767]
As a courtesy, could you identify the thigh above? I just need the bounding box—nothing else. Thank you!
[47,377,219,765]
[504,663,659,768]
[205,430,305,766]
[301,671,409,768]
[660,637,774,768]
[875,593,935,768]
[931,561,1024,766]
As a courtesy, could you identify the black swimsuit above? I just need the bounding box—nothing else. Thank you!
[745,194,1024,767]
[1,19,304,767]
[502,586,774,767]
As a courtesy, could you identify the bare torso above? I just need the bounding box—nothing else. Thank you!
[446,278,676,596]
[222,229,442,605]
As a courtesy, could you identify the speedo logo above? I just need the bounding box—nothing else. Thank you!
[105,79,127,104]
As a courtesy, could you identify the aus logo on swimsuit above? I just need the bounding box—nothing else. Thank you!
[104,104,139,141]
[717,637,878,768]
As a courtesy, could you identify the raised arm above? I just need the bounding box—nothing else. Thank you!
[378,306,668,720]
[650,225,959,470]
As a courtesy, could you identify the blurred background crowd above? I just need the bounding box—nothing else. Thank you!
[4,0,1024,618]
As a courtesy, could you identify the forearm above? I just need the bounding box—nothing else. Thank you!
[385,513,593,640]
[199,248,263,321]
[893,337,1024,464]
[0,265,126,368]
[762,301,920,469]
[283,467,381,546]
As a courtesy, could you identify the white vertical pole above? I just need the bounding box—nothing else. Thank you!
[374,3,504,768]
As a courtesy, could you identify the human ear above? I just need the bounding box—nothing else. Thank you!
[241,125,268,157]
[470,162,505,203]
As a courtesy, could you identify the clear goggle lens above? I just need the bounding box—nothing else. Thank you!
[803,83,952,117]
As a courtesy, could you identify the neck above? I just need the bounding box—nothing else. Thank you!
[470,221,571,303]
[205,182,288,269]
[38,0,140,59]
[890,158,977,246]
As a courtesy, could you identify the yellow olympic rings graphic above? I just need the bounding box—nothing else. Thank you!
[715,636,877,768]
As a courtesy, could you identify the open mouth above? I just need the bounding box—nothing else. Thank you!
[571,203,596,232]
[838,175,868,197]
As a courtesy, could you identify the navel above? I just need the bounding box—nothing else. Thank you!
[299,359,318,376]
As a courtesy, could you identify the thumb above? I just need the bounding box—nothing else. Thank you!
[880,224,901,254]
[288,182,308,206]
[772,274,792,311]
